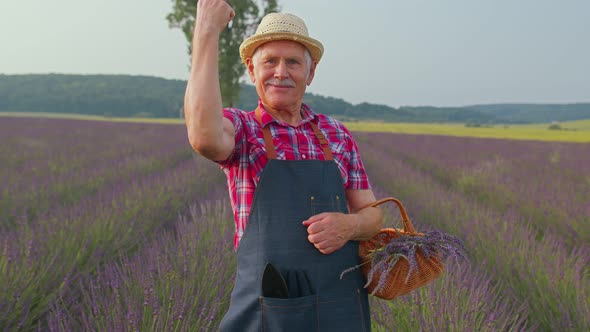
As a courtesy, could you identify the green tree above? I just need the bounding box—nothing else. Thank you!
[167,0,279,107]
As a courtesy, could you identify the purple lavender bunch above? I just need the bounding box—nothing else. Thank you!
[341,230,469,295]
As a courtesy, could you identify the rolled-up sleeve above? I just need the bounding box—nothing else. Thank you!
[343,127,371,190]
[217,108,244,166]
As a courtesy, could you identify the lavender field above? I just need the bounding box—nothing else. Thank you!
[1,117,588,331]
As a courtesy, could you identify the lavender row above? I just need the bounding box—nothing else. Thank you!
[370,262,532,331]
[0,154,225,331]
[46,199,235,331]
[0,117,186,182]
[358,132,590,247]
[1,118,193,228]
[357,134,589,330]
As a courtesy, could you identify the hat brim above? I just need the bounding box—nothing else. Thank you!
[239,32,324,64]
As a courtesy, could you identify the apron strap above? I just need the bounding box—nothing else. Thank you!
[255,107,278,159]
[310,121,334,161]
[255,107,334,161]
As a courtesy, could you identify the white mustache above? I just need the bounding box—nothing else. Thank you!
[264,78,296,87]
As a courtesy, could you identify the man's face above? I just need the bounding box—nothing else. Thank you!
[247,40,316,112]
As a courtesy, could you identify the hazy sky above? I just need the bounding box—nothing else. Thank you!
[1,0,589,107]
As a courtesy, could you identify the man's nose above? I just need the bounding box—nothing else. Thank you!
[274,60,289,79]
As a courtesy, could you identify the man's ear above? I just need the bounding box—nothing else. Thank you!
[246,58,256,83]
[306,61,318,86]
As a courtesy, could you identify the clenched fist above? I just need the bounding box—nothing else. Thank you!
[196,0,235,35]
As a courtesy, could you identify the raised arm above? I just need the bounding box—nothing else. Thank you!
[184,0,236,161]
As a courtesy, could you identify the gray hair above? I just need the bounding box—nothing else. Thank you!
[251,46,313,80]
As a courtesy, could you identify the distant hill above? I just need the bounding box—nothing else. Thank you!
[465,103,590,123]
[0,74,186,118]
[1,74,589,123]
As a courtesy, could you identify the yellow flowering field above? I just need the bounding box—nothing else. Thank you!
[344,120,590,143]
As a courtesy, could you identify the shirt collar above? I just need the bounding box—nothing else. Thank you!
[257,100,318,128]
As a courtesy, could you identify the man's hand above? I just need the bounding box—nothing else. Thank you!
[302,189,383,255]
[302,212,357,255]
[196,0,235,36]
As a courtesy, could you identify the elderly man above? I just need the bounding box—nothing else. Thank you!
[185,0,382,330]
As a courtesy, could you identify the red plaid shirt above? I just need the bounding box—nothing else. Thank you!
[218,101,371,249]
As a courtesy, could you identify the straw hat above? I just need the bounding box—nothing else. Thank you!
[239,13,324,64]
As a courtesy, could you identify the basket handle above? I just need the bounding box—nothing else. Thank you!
[355,197,417,234]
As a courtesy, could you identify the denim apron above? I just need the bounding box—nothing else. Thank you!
[218,108,370,331]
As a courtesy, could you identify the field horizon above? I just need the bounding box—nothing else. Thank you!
[2,111,590,143]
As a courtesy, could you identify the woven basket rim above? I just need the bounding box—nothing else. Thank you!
[358,197,444,300]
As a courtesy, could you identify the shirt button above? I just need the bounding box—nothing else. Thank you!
[302,154,307,159]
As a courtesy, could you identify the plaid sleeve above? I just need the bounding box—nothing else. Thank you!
[343,126,371,190]
[216,108,245,166]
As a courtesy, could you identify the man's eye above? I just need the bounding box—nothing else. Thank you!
[287,59,299,65]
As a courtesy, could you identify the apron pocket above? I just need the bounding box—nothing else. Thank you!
[260,294,318,332]
[310,194,342,215]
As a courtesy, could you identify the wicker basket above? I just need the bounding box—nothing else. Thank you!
[358,197,444,300]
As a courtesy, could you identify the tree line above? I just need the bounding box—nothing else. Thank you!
[1,74,589,124]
